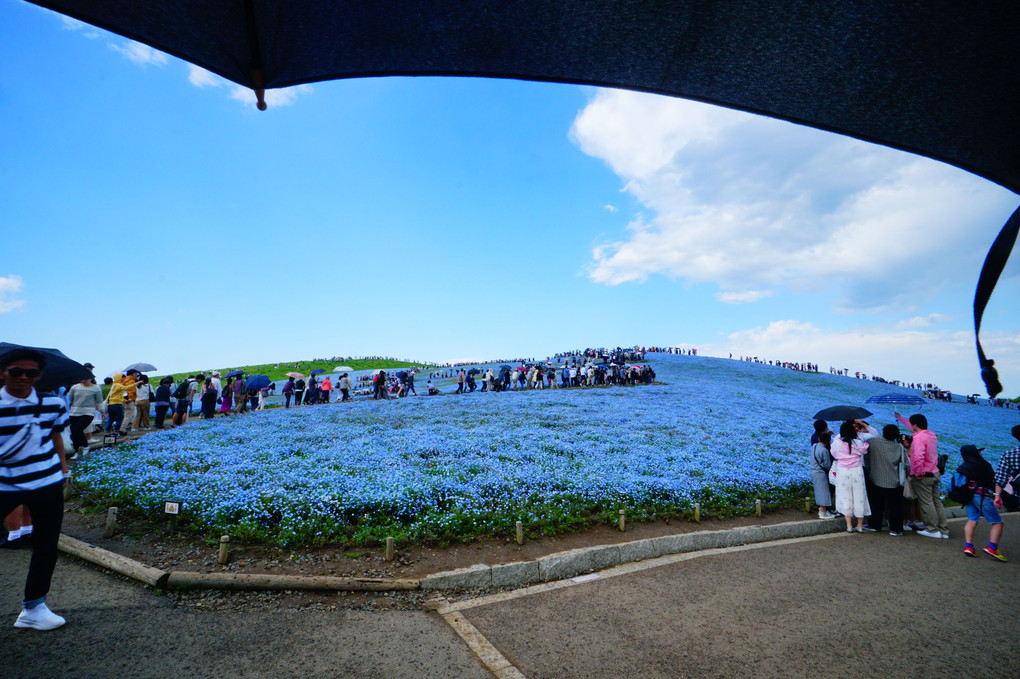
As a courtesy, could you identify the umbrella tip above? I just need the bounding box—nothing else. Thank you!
[255,88,267,111]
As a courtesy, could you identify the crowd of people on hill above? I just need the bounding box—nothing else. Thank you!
[809,412,1019,563]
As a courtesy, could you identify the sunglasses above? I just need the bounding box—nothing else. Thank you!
[4,367,42,379]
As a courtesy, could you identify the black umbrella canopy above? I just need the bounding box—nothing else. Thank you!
[24,2,1020,394]
[0,342,93,393]
[812,405,873,422]
[29,1,1020,194]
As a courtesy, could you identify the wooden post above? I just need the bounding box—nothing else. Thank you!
[103,507,118,538]
[804,498,811,513]
[218,535,230,565]
[694,502,701,522]
[515,520,524,545]
[618,509,626,532]
[755,499,762,517]
[385,536,394,562]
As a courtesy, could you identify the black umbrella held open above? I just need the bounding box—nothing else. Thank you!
[467,368,481,375]
[225,370,245,378]
[310,368,326,376]
[812,405,873,422]
[0,342,93,393]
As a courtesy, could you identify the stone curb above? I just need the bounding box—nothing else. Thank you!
[60,508,970,593]
[420,515,926,591]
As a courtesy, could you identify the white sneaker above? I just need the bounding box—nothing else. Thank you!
[917,530,943,539]
[14,603,65,630]
[940,532,950,539]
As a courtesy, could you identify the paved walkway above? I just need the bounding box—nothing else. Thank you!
[2,515,1017,678]
[455,514,1020,678]
[0,550,488,679]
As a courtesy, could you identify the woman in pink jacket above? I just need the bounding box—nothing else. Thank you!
[831,420,874,532]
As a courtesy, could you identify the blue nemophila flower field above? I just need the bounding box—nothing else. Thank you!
[74,354,1019,545]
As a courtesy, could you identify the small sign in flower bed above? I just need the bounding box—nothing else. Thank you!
[73,354,1018,546]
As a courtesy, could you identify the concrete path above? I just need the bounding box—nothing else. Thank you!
[0,550,489,679]
[456,515,1020,678]
[3,516,1018,678]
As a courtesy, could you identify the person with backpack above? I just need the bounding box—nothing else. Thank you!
[171,376,191,426]
[993,425,1020,515]
[896,412,949,539]
[952,444,1006,561]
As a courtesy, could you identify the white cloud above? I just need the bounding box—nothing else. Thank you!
[604,205,618,213]
[188,66,312,107]
[187,65,222,89]
[715,289,774,304]
[894,313,953,329]
[58,16,100,39]
[707,319,1019,395]
[110,41,168,67]
[572,90,1018,312]
[0,275,25,313]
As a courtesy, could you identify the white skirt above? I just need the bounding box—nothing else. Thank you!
[834,466,871,518]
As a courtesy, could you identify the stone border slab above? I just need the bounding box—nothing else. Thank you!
[61,512,969,595]
[425,518,850,591]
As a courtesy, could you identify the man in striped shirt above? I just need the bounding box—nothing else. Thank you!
[0,348,70,630]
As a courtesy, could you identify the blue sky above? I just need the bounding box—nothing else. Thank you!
[2,1,1018,396]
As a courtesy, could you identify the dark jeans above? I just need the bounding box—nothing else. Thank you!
[69,414,93,450]
[1,483,64,602]
[866,483,904,532]
[105,404,124,433]
[154,405,169,428]
[284,393,292,408]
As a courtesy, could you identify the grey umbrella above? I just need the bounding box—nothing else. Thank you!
[124,362,157,372]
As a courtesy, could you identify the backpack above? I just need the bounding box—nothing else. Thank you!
[172,381,190,400]
[947,471,974,505]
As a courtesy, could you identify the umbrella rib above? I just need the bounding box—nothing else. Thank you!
[243,0,267,111]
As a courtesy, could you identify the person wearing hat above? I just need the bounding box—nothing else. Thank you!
[956,444,1006,561]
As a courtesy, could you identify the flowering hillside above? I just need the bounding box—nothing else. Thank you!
[74,353,1019,545]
